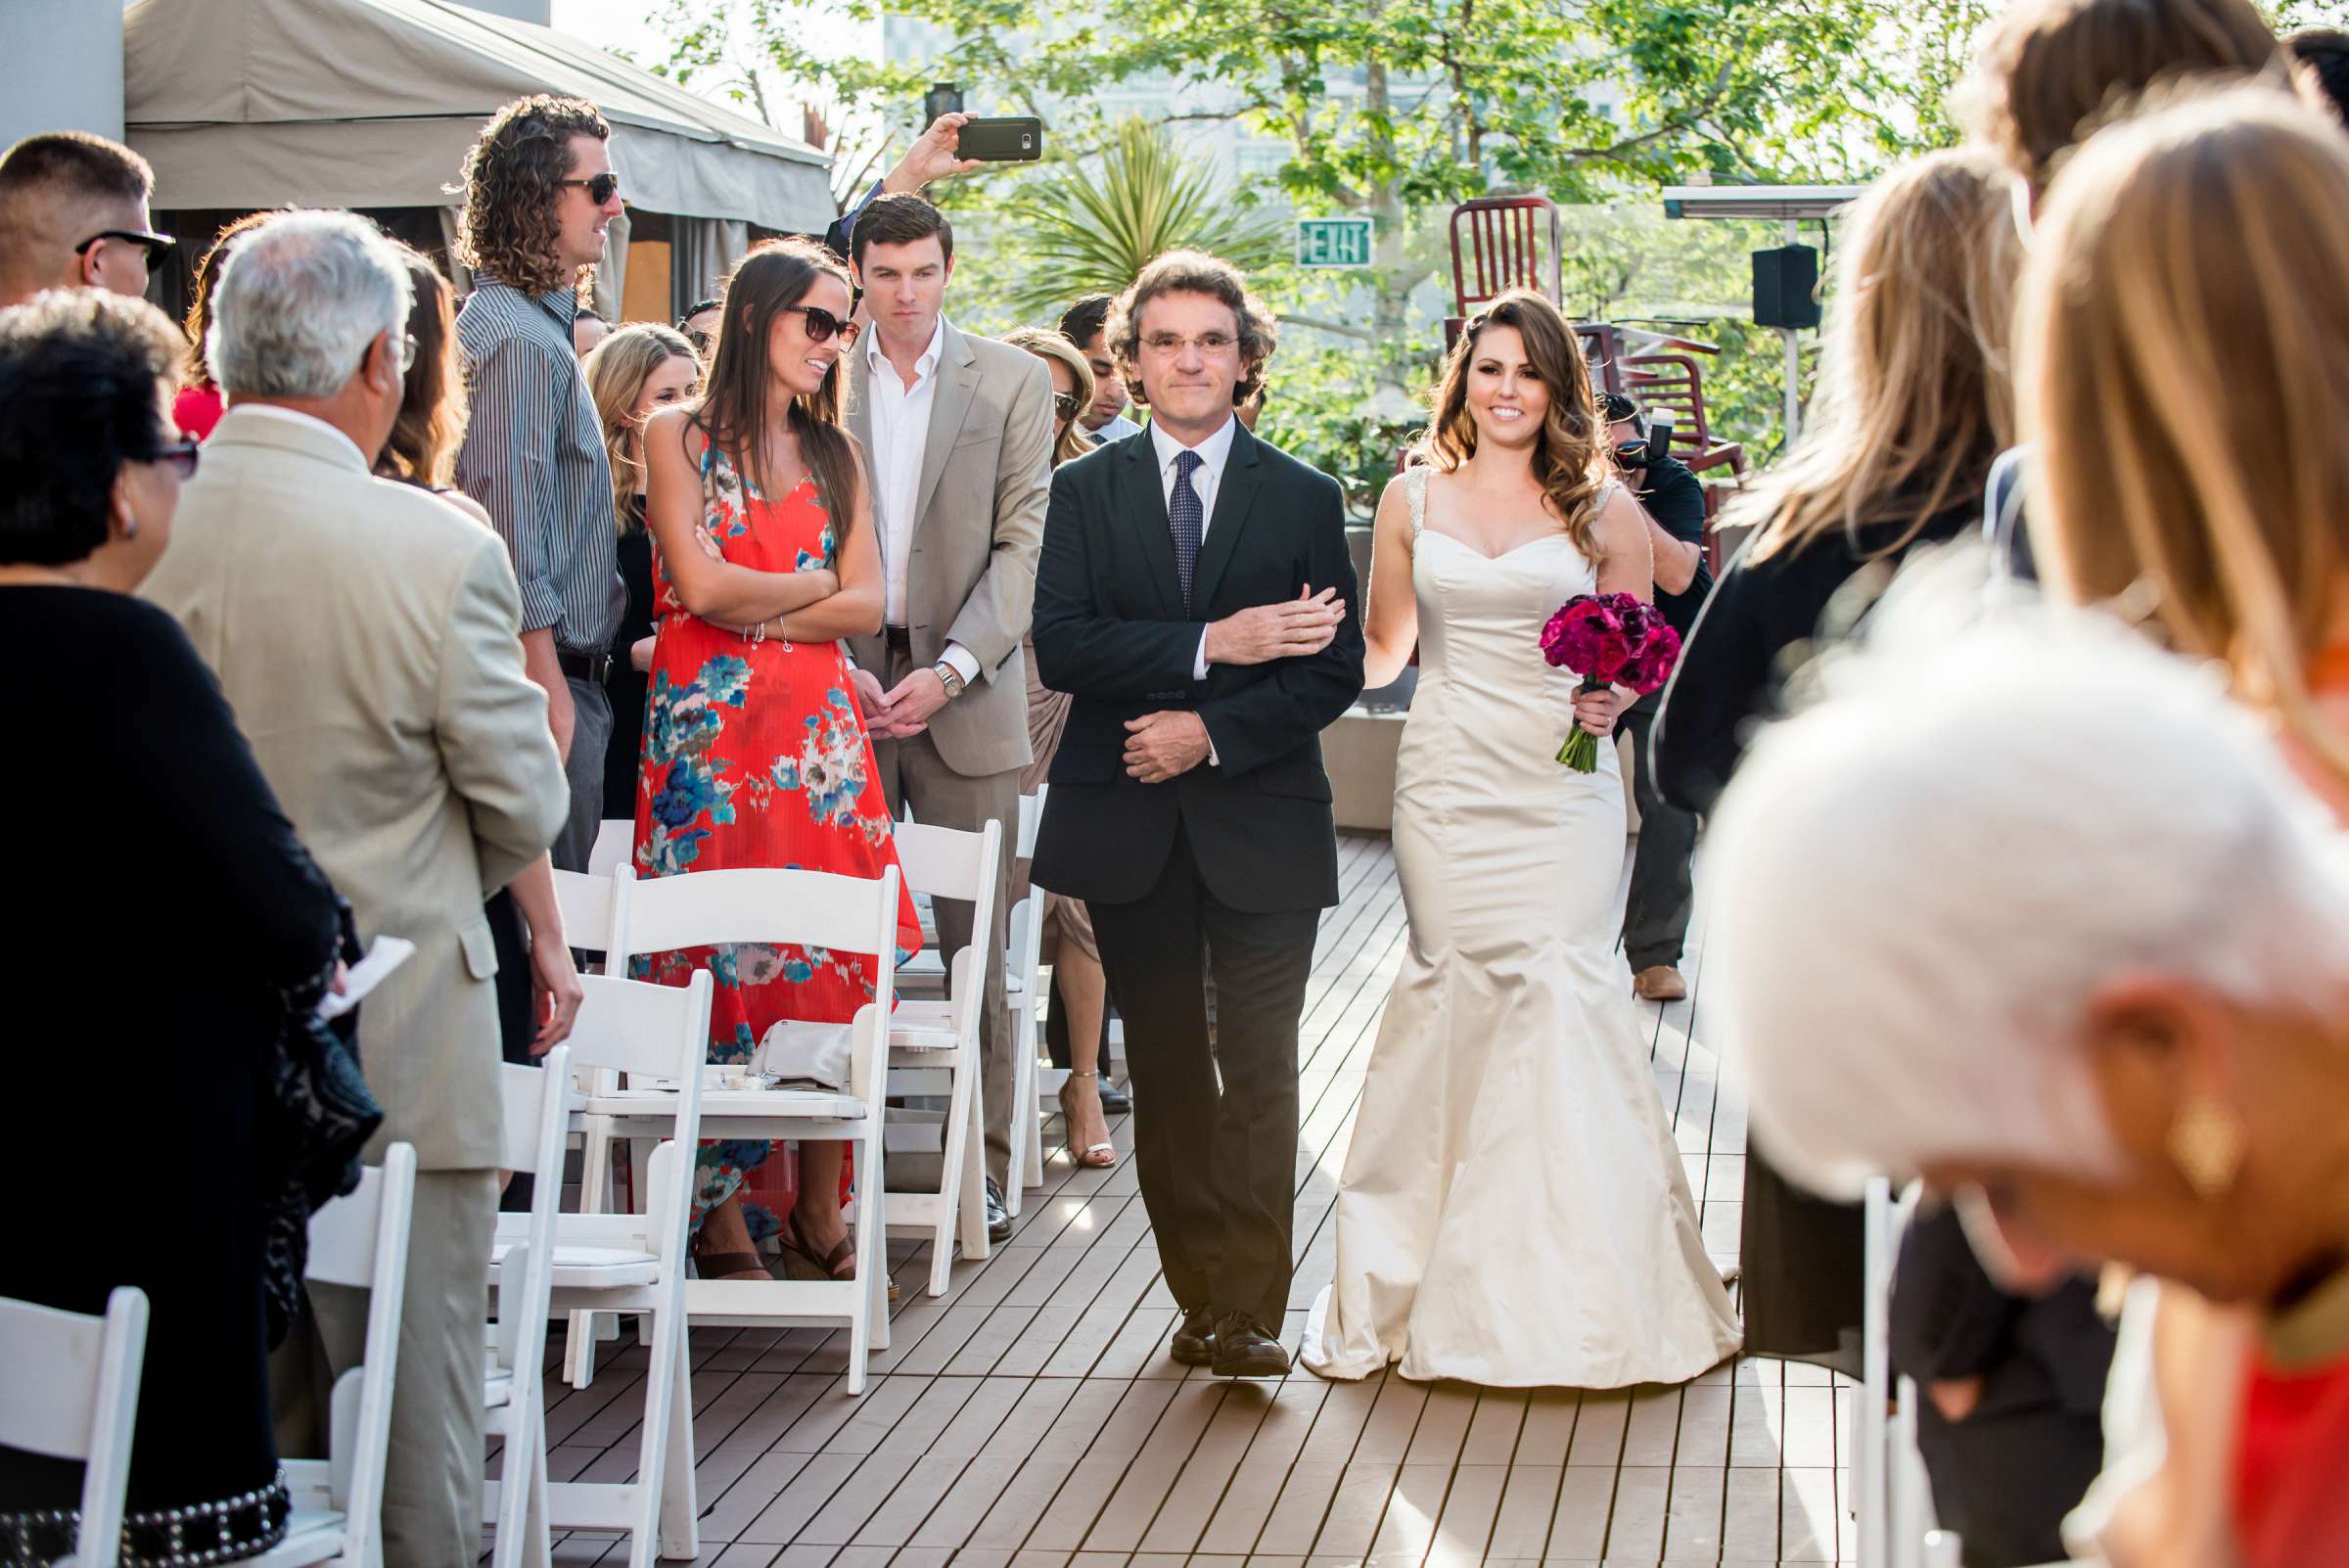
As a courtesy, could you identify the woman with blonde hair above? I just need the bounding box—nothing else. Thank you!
[583,322,700,825]
[1302,288,1739,1385]
[2011,83,2349,1565]
[1652,146,2025,1376]
[999,325,1118,1167]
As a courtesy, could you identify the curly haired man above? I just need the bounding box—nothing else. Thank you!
[452,95,628,871]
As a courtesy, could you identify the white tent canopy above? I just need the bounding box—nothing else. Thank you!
[123,0,833,230]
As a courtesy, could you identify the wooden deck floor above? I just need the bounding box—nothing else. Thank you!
[515,832,1856,1567]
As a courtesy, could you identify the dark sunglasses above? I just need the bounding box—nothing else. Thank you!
[75,228,176,266]
[779,303,860,346]
[144,439,201,481]
[1052,392,1082,420]
[682,329,714,356]
[557,172,622,206]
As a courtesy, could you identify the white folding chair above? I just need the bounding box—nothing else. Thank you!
[0,1286,148,1568]
[886,819,1002,1292]
[552,869,617,958]
[589,868,899,1393]
[1005,789,1049,1204]
[476,1047,573,1568]
[249,1143,418,1568]
[519,975,710,1563]
[1857,1176,1941,1568]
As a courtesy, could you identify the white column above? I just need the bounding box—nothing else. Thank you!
[0,0,123,150]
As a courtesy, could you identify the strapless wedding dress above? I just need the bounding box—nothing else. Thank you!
[1302,466,1740,1387]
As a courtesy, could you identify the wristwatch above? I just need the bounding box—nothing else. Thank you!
[932,660,967,701]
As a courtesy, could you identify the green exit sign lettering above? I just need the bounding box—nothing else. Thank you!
[1296,216,1374,268]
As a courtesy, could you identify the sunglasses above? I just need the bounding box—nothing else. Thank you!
[557,172,622,206]
[779,303,860,346]
[1052,392,1082,420]
[75,229,176,266]
[144,439,201,481]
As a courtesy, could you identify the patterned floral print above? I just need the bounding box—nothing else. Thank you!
[633,443,923,1236]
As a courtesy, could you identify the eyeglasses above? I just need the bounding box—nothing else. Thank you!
[1052,392,1082,420]
[74,229,176,266]
[1141,331,1236,355]
[370,333,418,375]
[682,329,714,356]
[557,172,622,206]
[778,303,861,346]
[143,439,201,481]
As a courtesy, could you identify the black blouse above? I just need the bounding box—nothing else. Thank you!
[1653,502,1979,815]
[0,587,343,1518]
[604,495,654,821]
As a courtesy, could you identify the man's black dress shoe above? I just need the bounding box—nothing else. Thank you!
[1212,1314,1289,1377]
[1170,1305,1219,1366]
[1099,1080,1131,1115]
[984,1177,1011,1244]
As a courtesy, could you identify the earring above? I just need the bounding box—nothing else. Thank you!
[122,516,138,542]
[2168,1093,2245,1201]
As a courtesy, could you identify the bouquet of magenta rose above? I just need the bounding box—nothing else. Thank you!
[1538,592,1683,771]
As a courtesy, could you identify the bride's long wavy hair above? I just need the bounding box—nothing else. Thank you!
[1417,290,1607,559]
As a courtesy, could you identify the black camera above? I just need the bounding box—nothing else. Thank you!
[1598,392,1673,471]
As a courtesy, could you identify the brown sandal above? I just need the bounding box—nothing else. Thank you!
[777,1212,857,1281]
[691,1248,769,1281]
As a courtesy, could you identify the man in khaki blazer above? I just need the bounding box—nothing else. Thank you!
[140,212,567,1567]
[842,193,1053,1237]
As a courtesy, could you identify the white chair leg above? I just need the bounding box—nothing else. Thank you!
[654,1313,699,1561]
[954,1071,990,1271]
[491,1404,545,1568]
[564,1116,617,1389]
[627,1294,693,1568]
[524,1424,553,1568]
[1020,1008,1046,1194]
[848,1145,885,1395]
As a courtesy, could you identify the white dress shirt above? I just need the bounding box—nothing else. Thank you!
[864,319,979,684]
[1151,414,1238,683]
[1085,411,1145,443]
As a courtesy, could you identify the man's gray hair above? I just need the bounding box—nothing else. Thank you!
[1703,548,2349,1199]
[206,210,412,400]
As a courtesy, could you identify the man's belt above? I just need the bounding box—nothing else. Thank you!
[884,625,914,653]
[557,648,614,683]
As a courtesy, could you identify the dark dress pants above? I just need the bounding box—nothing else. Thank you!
[1618,704,1697,971]
[1089,820,1317,1330]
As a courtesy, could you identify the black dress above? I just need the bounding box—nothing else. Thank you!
[0,587,344,1559]
[1652,501,1977,1370]
[603,494,654,828]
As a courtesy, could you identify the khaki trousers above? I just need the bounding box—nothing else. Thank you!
[869,643,1022,1187]
[272,1168,498,1568]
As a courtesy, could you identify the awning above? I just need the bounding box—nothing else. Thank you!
[123,0,834,230]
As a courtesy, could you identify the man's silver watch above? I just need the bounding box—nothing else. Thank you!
[933,660,967,701]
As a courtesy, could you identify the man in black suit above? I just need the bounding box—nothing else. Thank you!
[1032,251,1363,1377]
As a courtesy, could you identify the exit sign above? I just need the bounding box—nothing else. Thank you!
[1296,216,1374,268]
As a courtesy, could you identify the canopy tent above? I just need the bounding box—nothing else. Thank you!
[123,0,834,319]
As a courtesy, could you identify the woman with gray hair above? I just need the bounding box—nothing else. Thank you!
[1705,587,2349,1566]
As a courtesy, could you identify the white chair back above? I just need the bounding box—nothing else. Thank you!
[894,819,1002,905]
[1016,787,1045,859]
[498,1046,576,1176]
[552,868,617,953]
[568,970,715,1090]
[0,1287,148,1568]
[612,863,901,963]
[587,818,634,878]
[303,1143,417,1557]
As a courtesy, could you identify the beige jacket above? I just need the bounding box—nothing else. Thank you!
[847,318,1054,777]
[142,407,568,1170]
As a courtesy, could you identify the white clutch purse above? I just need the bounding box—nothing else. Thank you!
[750,1018,856,1091]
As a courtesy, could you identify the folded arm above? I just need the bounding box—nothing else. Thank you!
[644,408,843,625]
[1033,463,1212,699]
[1195,475,1367,779]
[767,453,886,641]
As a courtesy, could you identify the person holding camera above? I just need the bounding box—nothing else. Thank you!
[1602,391,1711,1002]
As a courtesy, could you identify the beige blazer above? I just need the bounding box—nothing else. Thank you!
[142,407,569,1170]
[847,318,1054,778]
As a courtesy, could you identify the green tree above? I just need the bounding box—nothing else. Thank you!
[997,117,1286,314]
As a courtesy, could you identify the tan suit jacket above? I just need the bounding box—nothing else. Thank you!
[142,407,568,1170]
[847,318,1054,777]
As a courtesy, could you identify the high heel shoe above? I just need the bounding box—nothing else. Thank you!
[1060,1070,1117,1169]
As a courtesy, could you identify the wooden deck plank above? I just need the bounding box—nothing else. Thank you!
[524,833,1868,1568]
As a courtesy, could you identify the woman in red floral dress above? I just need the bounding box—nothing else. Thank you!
[637,237,922,1281]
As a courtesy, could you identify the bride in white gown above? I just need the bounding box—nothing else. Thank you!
[1302,291,1740,1387]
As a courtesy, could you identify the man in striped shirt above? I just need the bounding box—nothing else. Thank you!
[453,94,627,870]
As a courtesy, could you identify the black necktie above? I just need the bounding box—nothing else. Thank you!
[1170,449,1204,612]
